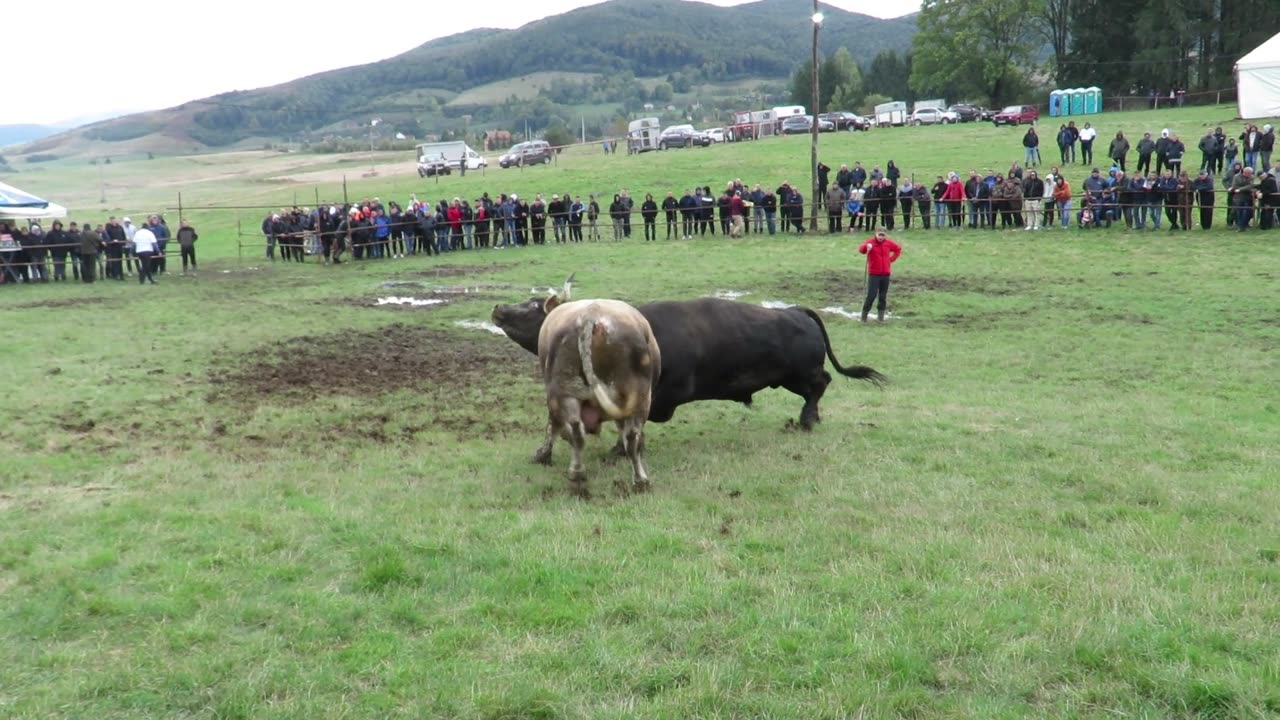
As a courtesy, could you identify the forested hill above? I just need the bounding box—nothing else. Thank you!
[22,0,914,152]
[393,0,916,87]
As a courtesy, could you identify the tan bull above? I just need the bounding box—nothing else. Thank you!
[531,281,661,495]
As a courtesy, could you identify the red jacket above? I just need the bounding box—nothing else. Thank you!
[859,237,901,276]
[942,179,965,202]
[447,207,463,229]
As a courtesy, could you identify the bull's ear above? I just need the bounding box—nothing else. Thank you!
[543,295,561,314]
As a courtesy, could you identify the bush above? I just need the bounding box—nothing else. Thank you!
[860,94,891,117]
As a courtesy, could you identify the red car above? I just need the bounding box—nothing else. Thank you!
[992,104,1039,126]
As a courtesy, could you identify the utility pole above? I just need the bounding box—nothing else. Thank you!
[810,2,824,231]
[368,118,381,175]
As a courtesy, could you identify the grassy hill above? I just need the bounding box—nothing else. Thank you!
[3,0,913,159]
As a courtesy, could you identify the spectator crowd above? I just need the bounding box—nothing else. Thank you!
[2,123,1276,288]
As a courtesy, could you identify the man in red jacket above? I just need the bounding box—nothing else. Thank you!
[858,230,902,322]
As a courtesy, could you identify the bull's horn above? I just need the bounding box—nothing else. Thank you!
[561,272,576,299]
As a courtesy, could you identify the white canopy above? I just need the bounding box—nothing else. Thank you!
[1237,31,1280,119]
[0,180,68,222]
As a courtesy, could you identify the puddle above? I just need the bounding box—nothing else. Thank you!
[375,296,447,307]
[381,281,510,294]
[710,289,751,299]
[760,300,795,309]
[820,306,896,320]
[454,320,507,336]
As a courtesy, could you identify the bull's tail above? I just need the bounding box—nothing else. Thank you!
[799,307,889,387]
[578,317,635,418]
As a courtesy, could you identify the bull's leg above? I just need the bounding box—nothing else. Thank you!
[788,371,831,431]
[566,419,588,486]
[532,420,555,465]
[623,418,651,493]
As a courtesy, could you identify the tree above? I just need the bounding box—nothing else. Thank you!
[909,0,1039,106]
[821,48,864,111]
[1035,0,1072,84]
[864,50,914,102]
[788,47,865,112]
[543,121,575,148]
[650,82,674,103]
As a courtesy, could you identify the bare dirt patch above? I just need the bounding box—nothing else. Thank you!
[10,297,119,310]
[772,270,1030,306]
[208,322,528,405]
[400,263,506,279]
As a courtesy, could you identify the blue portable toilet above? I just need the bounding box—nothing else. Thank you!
[1085,86,1102,114]
[1049,90,1063,117]
[1069,88,1086,115]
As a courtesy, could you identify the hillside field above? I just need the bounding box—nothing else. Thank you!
[2,105,1278,718]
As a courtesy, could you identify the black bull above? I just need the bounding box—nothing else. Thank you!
[491,296,887,429]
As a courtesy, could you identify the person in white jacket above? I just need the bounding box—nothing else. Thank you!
[1041,173,1058,229]
[1079,123,1098,166]
[131,225,158,285]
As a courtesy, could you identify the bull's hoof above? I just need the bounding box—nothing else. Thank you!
[532,447,553,465]
[569,468,588,485]
[632,479,652,494]
[612,478,631,497]
[568,483,592,500]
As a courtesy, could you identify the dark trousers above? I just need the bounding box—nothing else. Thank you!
[181,246,197,270]
[881,205,895,230]
[827,210,842,233]
[53,253,68,280]
[1197,194,1215,230]
[862,275,891,315]
[136,251,156,284]
[81,255,97,283]
[719,216,730,235]
[665,215,677,238]
[156,242,167,273]
[1114,156,1126,172]
[918,201,931,229]
[900,199,913,229]
[681,214,693,238]
[1137,153,1152,176]
[644,218,656,240]
[1081,140,1093,165]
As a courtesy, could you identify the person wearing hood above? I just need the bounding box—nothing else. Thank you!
[640,193,659,241]
[24,224,49,282]
[1109,131,1130,172]
[77,222,100,282]
[1023,127,1040,167]
[45,221,71,281]
[897,178,914,230]
[1258,169,1278,230]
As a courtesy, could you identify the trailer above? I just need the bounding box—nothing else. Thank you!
[874,101,908,127]
[627,117,661,154]
[770,105,806,133]
[728,110,756,141]
[751,110,776,138]
[415,141,487,174]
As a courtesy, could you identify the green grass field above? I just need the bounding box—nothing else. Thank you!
[3,105,1279,719]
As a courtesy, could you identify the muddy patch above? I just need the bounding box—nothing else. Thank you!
[772,270,1030,306]
[208,322,526,404]
[400,263,505,279]
[9,297,119,310]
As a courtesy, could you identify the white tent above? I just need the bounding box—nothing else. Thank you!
[1237,31,1280,119]
[0,180,68,222]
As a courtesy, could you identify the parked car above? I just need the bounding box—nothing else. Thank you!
[819,112,869,131]
[976,107,995,121]
[911,108,953,126]
[418,154,451,177]
[781,115,812,134]
[947,104,983,122]
[705,128,727,144]
[658,125,711,149]
[992,105,1040,126]
[498,140,553,168]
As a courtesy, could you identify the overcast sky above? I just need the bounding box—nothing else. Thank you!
[8,0,919,126]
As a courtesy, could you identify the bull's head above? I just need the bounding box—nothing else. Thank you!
[490,273,576,355]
